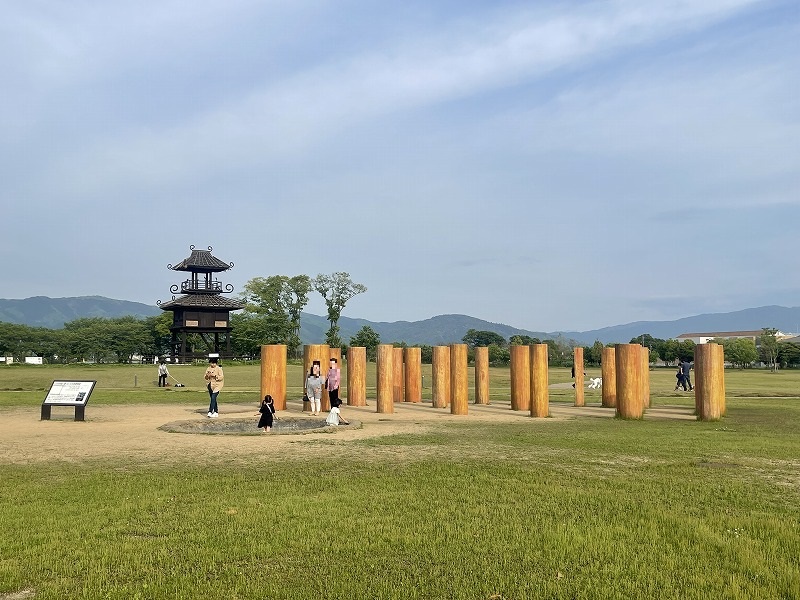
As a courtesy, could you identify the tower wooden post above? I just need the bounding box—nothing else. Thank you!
[474,346,490,405]
[450,343,469,415]
[260,344,287,411]
[530,344,549,418]
[601,346,616,408]
[573,347,584,407]
[432,346,451,408]
[404,347,422,403]
[347,346,367,407]
[376,344,394,414]
[303,344,329,412]
[615,344,643,419]
[510,345,531,411]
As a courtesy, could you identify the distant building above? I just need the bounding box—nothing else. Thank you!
[676,330,791,344]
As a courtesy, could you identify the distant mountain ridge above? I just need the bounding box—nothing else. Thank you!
[1,296,798,345]
[0,296,161,328]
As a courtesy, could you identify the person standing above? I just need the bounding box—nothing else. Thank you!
[326,357,341,408]
[680,359,693,391]
[306,361,323,416]
[204,354,224,418]
[157,359,169,387]
[257,395,276,432]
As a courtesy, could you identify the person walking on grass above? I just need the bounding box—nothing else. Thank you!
[306,361,323,416]
[257,395,276,432]
[680,359,693,391]
[157,359,169,387]
[204,354,224,418]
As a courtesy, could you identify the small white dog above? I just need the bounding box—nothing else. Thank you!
[588,377,602,389]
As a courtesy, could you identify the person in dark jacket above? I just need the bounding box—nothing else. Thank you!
[257,395,276,432]
[680,359,693,391]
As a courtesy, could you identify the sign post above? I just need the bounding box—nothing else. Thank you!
[41,380,97,421]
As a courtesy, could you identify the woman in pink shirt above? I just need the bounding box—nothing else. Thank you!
[326,357,341,408]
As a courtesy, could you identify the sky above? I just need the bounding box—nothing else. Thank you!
[2,0,799,333]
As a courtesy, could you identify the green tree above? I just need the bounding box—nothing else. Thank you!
[312,272,367,348]
[677,340,696,362]
[589,340,604,365]
[509,335,540,346]
[241,276,293,345]
[284,275,312,358]
[758,327,779,371]
[349,325,381,361]
[487,344,510,366]
[725,338,758,368]
[462,329,506,348]
[778,342,800,368]
[657,339,680,365]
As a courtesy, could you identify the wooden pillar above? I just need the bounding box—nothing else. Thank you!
[474,346,489,405]
[714,343,727,417]
[432,346,451,408]
[392,347,404,403]
[510,345,531,411]
[347,346,367,407]
[695,343,724,421]
[376,344,394,414]
[573,347,584,407]
[404,347,422,403]
[530,344,549,417]
[260,344,287,411]
[303,344,329,412]
[615,344,643,419]
[450,344,468,415]
[601,346,616,408]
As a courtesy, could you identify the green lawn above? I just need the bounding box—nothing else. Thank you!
[1,363,798,599]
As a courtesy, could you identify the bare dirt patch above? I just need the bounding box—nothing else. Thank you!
[0,400,695,467]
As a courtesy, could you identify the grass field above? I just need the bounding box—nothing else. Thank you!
[1,363,798,599]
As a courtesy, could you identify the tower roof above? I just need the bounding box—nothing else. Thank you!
[169,246,233,273]
[158,294,245,311]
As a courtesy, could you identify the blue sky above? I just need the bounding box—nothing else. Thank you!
[2,0,798,332]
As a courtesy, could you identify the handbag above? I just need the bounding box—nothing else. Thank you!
[302,394,310,403]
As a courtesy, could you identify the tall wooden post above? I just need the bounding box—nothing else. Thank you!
[260,344,287,411]
[510,345,531,411]
[392,347,404,403]
[376,344,394,414]
[615,344,643,419]
[474,346,489,405]
[530,344,549,417]
[347,346,367,407]
[695,343,725,421]
[714,343,727,416]
[450,343,469,415]
[303,344,329,412]
[432,346,451,408]
[404,347,422,403]
[573,347,584,407]
[601,346,616,408]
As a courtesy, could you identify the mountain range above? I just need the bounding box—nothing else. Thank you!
[1,296,798,345]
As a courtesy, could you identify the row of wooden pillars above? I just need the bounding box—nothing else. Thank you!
[595,342,725,421]
[260,341,726,422]
[509,344,551,417]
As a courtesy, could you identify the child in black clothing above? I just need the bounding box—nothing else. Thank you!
[674,367,685,391]
[257,395,276,432]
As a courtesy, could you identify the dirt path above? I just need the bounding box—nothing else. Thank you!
[0,400,694,466]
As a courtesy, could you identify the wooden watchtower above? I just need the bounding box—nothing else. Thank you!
[158,246,244,363]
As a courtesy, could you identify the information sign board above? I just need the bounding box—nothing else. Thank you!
[41,380,96,421]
